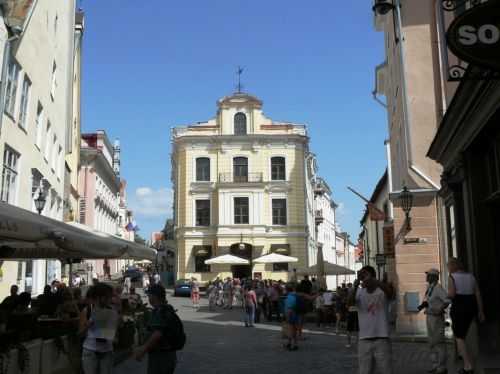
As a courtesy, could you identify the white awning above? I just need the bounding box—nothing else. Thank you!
[0,202,156,261]
[253,253,298,264]
[204,254,249,265]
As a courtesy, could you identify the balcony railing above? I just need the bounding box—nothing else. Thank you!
[218,173,263,183]
[315,209,324,225]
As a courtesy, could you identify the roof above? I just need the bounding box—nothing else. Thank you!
[217,92,263,108]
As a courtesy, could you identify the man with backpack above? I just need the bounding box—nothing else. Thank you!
[133,284,186,374]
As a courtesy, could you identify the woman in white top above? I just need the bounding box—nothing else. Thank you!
[79,283,119,374]
[447,257,485,374]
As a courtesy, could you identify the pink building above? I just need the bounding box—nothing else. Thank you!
[79,130,123,276]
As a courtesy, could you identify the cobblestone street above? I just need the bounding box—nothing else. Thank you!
[114,291,457,374]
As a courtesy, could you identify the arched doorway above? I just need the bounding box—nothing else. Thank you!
[230,242,252,279]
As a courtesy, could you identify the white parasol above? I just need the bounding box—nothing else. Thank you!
[204,254,250,265]
[253,253,298,264]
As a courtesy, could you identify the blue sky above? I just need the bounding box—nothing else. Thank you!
[82,0,388,242]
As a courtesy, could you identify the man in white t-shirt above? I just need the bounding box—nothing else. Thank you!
[348,265,393,374]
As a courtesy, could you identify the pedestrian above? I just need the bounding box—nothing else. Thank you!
[335,287,345,335]
[447,257,484,374]
[133,284,185,374]
[207,282,217,311]
[154,273,161,285]
[346,284,359,348]
[123,275,131,294]
[284,283,299,351]
[191,278,200,309]
[80,283,118,374]
[243,284,257,327]
[417,268,449,374]
[223,278,233,309]
[311,277,319,294]
[255,282,266,323]
[1,285,20,314]
[299,275,313,295]
[348,265,394,374]
[315,289,325,327]
[128,286,143,311]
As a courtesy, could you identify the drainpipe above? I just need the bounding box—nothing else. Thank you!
[384,140,394,218]
[394,0,440,191]
[0,33,19,135]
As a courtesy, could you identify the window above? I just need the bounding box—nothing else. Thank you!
[19,75,31,129]
[233,157,248,182]
[271,157,286,181]
[195,157,210,181]
[272,199,287,225]
[35,103,44,148]
[5,59,20,117]
[44,121,51,161]
[234,197,249,224]
[194,246,211,273]
[195,199,210,226]
[234,112,247,135]
[1,147,20,204]
[50,61,57,100]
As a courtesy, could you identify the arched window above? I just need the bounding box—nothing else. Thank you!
[271,157,286,180]
[234,112,247,135]
[196,157,210,181]
[233,157,248,182]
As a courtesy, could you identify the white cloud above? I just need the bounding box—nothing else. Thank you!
[129,187,173,218]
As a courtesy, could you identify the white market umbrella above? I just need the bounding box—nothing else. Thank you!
[253,253,298,264]
[204,254,249,265]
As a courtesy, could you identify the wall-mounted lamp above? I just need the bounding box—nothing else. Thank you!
[34,190,46,215]
[400,186,414,231]
[372,0,395,15]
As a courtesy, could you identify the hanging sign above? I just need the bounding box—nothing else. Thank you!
[446,1,500,71]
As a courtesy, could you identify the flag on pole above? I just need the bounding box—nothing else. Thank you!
[368,203,385,221]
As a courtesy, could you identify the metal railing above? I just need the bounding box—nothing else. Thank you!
[218,173,263,183]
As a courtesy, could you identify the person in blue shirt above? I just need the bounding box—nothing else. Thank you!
[284,283,299,351]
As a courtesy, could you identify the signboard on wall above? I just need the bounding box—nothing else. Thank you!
[383,225,395,257]
[446,1,500,71]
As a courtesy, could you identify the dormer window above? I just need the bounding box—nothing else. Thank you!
[234,112,247,135]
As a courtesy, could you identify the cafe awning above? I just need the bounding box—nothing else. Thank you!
[0,202,156,261]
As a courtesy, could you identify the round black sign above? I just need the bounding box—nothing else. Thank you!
[446,1,500,71]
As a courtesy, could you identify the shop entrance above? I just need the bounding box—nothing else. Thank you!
[230,242,252,279]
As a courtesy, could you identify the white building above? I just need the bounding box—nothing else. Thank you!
[0,0,79,297]
[313,178,339,290]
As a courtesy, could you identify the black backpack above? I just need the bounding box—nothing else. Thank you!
[159,304,186,351]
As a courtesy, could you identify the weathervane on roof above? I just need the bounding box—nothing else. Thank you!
[236,66,244,93]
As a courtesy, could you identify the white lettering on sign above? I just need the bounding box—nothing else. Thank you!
[459,24,500,46]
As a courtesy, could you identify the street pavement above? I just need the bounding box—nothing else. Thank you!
[114,291,457,374]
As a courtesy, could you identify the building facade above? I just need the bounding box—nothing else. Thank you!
[426,0,500,361]
[171,92,313,282]
[312,177,340,290]
[79,131,123,276]
[0,0,78,297]
[372,0,444,334]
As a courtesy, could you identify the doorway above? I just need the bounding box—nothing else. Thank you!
[229,242,252,279]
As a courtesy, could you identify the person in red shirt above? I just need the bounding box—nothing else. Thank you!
[243,285,257,327]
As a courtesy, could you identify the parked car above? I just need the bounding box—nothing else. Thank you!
[123,266,143,282]
[174,279,192,297]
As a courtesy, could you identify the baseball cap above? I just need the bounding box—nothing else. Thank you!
[426,268,440,275]
[147,284,166,299]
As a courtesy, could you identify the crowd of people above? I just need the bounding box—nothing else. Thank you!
[204,275,366,350]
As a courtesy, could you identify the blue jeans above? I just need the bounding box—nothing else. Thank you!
[245,304,255,326]
[82,349,113,374]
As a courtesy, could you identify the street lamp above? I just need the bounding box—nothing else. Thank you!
[34,190,46,215]
[400,186,414,231]
[372,0,395,15]
[238,233,245,251]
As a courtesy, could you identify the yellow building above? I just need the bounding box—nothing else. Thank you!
[171,92,314,282]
